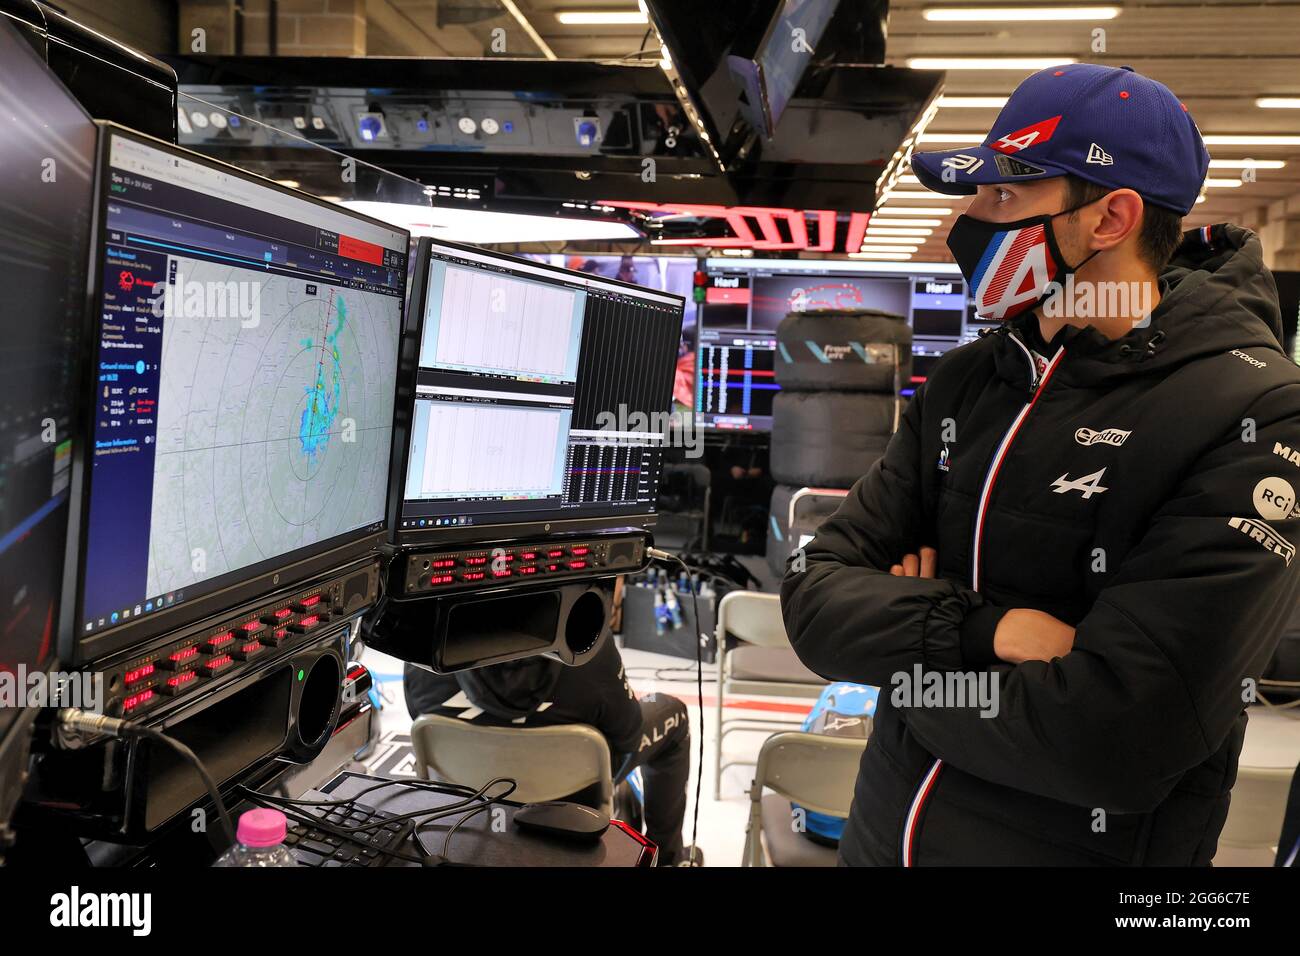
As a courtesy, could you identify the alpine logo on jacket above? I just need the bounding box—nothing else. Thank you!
[1075,426,1131,447]
[1051,468,1109,498]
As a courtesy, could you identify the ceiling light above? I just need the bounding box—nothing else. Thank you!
[1195,195,1206,204]
[884,190,954,200]
[850,252,916,260]
[1208,159,1286,169]
[275,179,301,189]
[858,236,922,246]
[1202,135,1300,146]
[1202,178,1244,188]
[499,0,558,60]
[937,96,1010,109]
[1256,98,1300,109]
[556,9,648,24]
[866,227,934,237]
[864,217,945,227]
[924,7,1120,21]
[908,57,1077,70]
[917,132,985,144]
[899,174,922,184]
[874,206,956,217]
[341,200,639,244]
[721,248,753,256]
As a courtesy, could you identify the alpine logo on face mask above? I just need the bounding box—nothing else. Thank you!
[968,223,1059,320]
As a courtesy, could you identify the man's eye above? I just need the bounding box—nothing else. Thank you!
[996,188,1011,203]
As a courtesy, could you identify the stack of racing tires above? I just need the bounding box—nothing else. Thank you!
[766,308,912,577]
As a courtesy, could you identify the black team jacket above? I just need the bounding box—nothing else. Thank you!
[781,225,1300,865]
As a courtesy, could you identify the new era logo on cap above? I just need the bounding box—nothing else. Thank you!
[909,64,1210,215]
[1086,143,1114,165]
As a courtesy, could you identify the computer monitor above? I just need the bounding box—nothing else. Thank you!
[694,259,969,431]
[72,126,409,665]
[392,239,685,544]
[727,0,842,139]
[0,15,99,846]
[521,253,699,334]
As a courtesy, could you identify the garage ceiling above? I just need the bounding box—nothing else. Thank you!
[347,2,1300,261]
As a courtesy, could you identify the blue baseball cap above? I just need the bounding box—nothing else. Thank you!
[910,64,1210,216]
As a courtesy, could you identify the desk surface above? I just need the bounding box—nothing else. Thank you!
[313,771,655,867]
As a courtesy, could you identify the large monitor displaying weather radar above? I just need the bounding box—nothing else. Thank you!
[73,125,409,662]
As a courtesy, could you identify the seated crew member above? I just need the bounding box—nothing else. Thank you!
[403,638,700,865]
[782,64,1300,865]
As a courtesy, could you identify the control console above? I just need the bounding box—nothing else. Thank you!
[93,557,381,721]
[393,531,648,598]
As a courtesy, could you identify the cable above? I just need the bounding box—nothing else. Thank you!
[240,778,497,835]
[241,776,519,866]
[56,709,237,850]
[420,778,518,863]
[240,789,427,865]
[134,726,237,848]
[647,546,705,866]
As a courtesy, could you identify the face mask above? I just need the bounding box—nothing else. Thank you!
[947,200,1101,321]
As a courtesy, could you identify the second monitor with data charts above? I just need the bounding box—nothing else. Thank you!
[393,239,685,545]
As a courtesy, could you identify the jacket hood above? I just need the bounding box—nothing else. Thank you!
[454,654,563,721]
[996,224,1284,387]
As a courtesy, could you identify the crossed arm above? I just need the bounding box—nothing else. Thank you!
[889,546,1075,665]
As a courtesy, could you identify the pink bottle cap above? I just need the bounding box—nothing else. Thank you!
[236,808,288,847]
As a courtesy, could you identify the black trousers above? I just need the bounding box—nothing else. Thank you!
[612,693,691,862]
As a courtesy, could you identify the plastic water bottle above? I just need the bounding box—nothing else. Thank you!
[664,587,684,629]
[650,590,670,634]
[213,808,298,867]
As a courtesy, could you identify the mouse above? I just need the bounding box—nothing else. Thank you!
[512,801,610,843]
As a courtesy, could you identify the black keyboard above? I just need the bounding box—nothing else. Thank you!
[284,802,413,867]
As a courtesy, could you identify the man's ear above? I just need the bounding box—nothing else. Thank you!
[1089,188,1144,253]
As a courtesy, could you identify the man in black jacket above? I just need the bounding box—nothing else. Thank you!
[402,639,697,865]
[782,64,1300,865]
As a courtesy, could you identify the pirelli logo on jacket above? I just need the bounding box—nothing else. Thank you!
[1228,516,1296,565]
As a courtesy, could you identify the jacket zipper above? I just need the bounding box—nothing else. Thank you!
[900,333,1066,867]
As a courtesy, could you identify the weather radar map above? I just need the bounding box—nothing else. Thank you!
[144,263,400,598]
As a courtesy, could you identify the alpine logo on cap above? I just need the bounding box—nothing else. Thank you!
[994,155,1047,177]
[991,115,1062,154]
[1086,142,1114,166]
